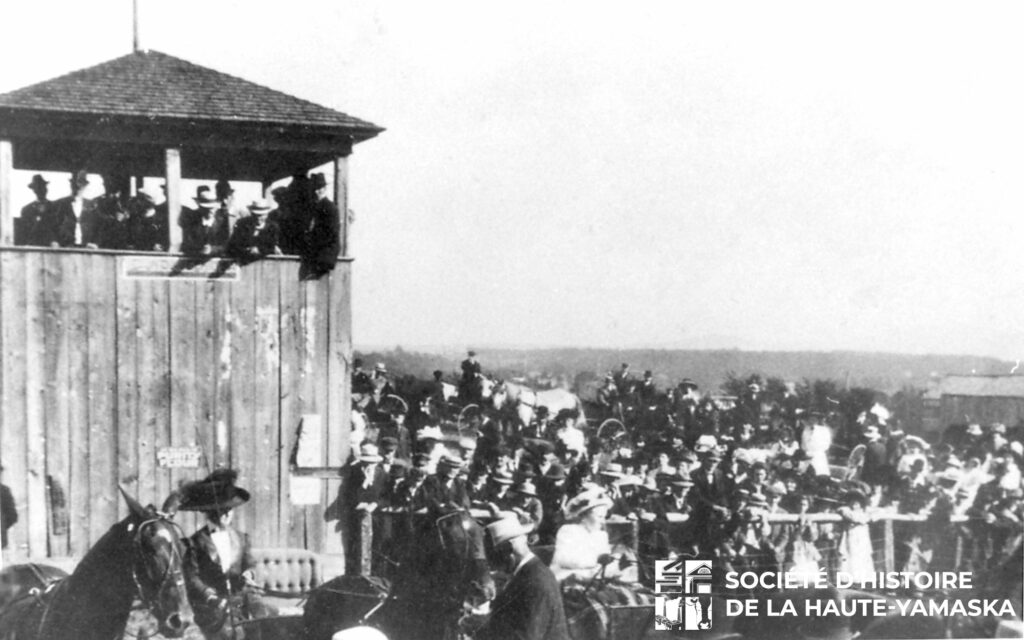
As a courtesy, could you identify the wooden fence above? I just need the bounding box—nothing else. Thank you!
[0,247,352,559]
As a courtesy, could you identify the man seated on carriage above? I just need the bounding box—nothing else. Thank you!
[507,479,544,544]
[470,518,570,640]
[179,470,273,639]
[477,469,516,514]
[460,350,483,402]
[595,374,618,420]
[523,405,553,439]
[638,370,658,404]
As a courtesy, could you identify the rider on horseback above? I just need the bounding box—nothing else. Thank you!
[179,470,272,639]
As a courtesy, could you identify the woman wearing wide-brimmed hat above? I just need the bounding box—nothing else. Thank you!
[179,469,272,638]
[549,486,635,583]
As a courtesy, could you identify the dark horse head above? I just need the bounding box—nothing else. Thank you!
[0,488,193,640]
[304,510,494,640]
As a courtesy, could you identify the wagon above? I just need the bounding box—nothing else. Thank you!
[232,574,658,640]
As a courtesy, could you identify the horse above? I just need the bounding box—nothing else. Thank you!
[491,380,587,430]
[0,488,193,640]
[303,509,495,640]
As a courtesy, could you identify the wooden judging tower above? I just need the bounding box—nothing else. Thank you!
[0,50,382,562]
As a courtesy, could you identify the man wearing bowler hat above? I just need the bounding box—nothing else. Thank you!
[179,469,271,636]
[302,173,341,277]
[471,517,569,640]
[17,174,50,246]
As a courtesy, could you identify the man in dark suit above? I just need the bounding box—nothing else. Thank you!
[344,443,388,575]
[690,449,733,553]
[16,174,50,246]
[414,455,471,518]
[227,199,282,261]
[302,173,341,276]
[474,517,569,640]
[49,170,102,248]
[460,350,482,402]
[181,189,230,255]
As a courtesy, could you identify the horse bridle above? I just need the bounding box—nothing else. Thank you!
[129,516,189,619]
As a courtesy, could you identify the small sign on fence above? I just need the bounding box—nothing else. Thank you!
[156,446,203,469]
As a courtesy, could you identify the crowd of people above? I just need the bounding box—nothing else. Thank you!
[348,357,1023,605]
[13,170,342,274]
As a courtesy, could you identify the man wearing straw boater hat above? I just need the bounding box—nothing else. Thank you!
[343,443,388,575]
[179,469,272,637]
[181,188,229,256]
[470,517,569,640]
[226,198,282,260]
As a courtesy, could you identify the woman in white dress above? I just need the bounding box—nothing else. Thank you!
[550,487,635,583]
[837,489,876,583]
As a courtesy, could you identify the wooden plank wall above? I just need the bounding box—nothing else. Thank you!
[0,249,351,558]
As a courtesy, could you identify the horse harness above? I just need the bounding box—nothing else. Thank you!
[30,515,187,640]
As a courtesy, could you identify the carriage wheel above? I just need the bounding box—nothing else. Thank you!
[457,404,482,434]
[378,394,409,416]
[597,419,627,442]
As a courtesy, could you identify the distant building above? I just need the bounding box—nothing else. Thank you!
[923,375,1024,435]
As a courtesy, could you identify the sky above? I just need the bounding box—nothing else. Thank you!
[1,0,1022,359]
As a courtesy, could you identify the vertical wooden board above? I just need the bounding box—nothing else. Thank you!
[326,264,352,467]
[0,252,29,558]
[136,278,170,508]
[115,274,140,520]
[65,254,91,557]
[228,263,256,536]
[252,261,281,547]
[195,281,219,476]
[306,277,327,553]
[323,266,350,559]
[22,252,47,558]
[86,254,118,544]
[212,281,233,471]
[278,263,307,548]
[40,251,69,557]
[168,281,198,505]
